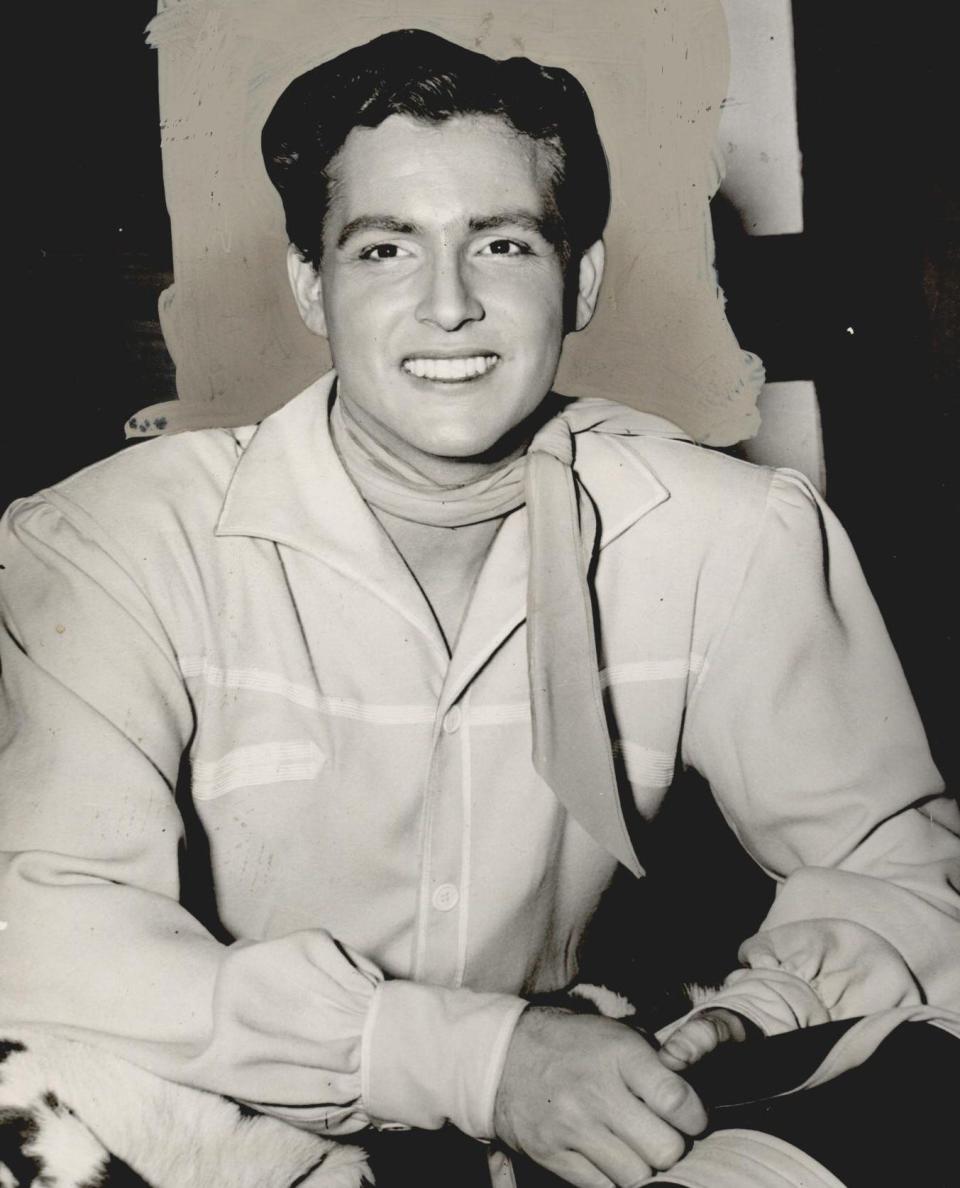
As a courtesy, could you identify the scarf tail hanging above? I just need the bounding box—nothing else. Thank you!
[525,447,643,877]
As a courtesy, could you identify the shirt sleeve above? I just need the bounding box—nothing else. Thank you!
[0,494,525,1139]
[677,468,960,1036]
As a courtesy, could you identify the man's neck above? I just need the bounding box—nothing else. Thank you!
[371,508,503,655]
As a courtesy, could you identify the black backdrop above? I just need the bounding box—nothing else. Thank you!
[7,0,957,804]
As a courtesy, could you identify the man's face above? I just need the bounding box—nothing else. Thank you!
[290,113,603,471]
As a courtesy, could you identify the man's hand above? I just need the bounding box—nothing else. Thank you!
[493,1006,707,1188]
[657,1007,755,1073]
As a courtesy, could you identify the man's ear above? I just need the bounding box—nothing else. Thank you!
[287,243,328,338]
[573,239,606,332]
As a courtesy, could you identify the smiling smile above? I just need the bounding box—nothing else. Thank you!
[401,354,500,382]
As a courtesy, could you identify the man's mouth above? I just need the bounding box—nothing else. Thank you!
[401,353,500,382]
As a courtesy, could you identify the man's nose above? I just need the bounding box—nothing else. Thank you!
[415,250,484,331]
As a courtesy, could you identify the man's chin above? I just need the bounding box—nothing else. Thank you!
[417,396,558,463]
[396,418,533,480]
[414,429,508,463]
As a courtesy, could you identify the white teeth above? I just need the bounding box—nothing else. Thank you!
[402,354,499,381]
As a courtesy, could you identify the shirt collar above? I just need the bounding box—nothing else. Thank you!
[216,372,446,656]
[215,371,682,564]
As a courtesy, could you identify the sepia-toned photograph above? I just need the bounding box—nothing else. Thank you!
[2,3,957,1185]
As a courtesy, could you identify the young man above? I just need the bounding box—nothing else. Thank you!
[1,29,957,1188]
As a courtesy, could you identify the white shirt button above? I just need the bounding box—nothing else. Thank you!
[442,706,462,734]
[432,883,460,911]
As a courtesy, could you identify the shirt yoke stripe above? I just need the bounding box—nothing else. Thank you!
[179,656,437,725]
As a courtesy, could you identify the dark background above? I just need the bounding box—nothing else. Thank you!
[6,1,956,809]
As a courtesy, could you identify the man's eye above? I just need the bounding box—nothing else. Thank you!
[480,239,531,256]
[359,243,407,261]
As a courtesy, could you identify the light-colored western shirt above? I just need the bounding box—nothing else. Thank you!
[1,373,957,1141]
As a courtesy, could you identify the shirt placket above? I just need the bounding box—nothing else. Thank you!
[413,691,471,988]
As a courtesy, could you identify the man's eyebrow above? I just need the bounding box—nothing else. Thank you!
[468,211,553,237]
[335,210,557,250]
[336,215,421,249]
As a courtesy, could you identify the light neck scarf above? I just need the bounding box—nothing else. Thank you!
[331,391,689,876]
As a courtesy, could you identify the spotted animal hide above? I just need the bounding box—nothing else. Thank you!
[0,1030,370,1188]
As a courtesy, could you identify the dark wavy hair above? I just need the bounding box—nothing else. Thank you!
[261,28,610,277]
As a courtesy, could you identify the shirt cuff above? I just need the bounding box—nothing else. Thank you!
[360,979,529,1139]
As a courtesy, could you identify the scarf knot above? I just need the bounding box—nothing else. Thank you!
[528,418,575,468]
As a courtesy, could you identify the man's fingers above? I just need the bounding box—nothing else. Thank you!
[706,1008,752,1044]
[540,1150,616,1188]
[660,1008,755,1070]
[656,1042,690,1072]
[619,1043,707,1136]
[576,1130,656,1186]
[660,1016,723,1069]
[607,1103,687,1172]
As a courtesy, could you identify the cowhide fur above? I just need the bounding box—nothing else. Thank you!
[0,1030,370,1188]
[0,984,714,1187]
